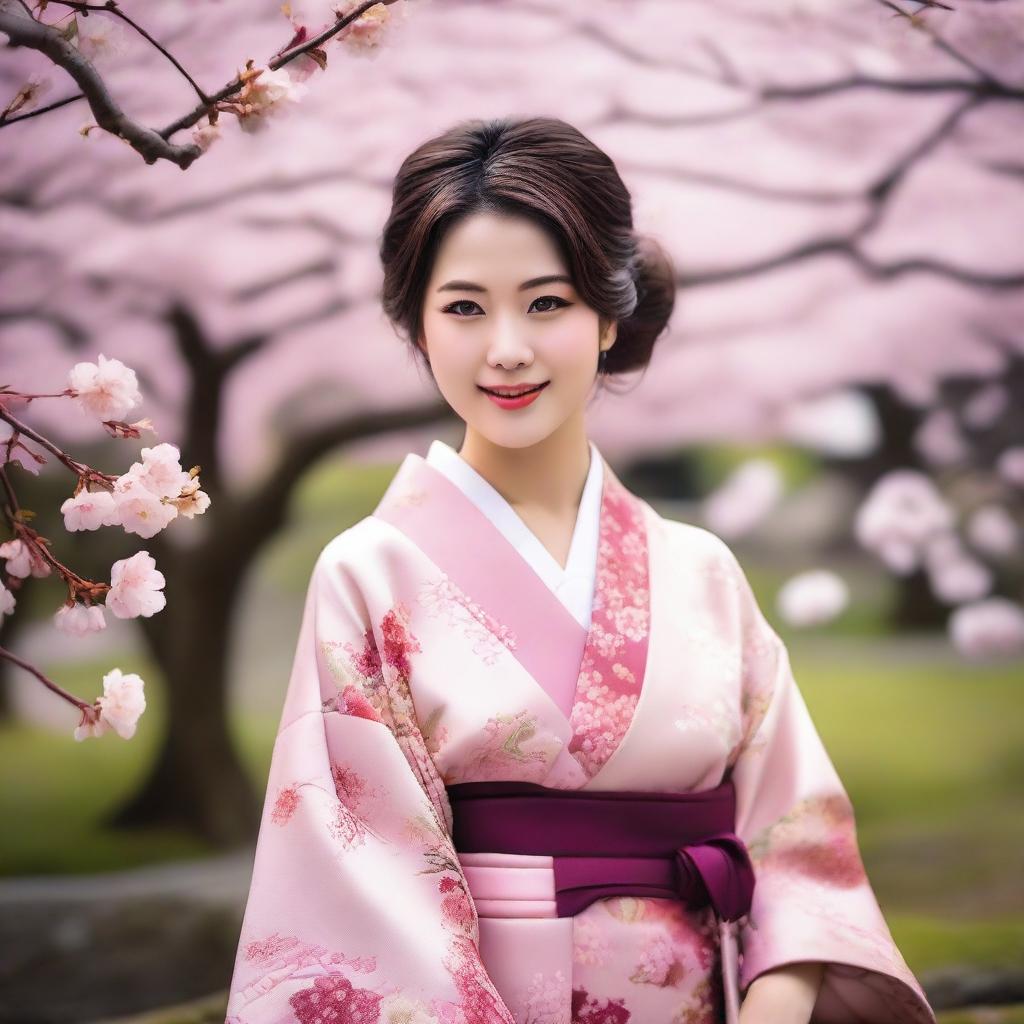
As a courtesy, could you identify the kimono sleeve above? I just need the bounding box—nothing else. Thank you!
[226,541,516,1024]
[723,546,937,1024]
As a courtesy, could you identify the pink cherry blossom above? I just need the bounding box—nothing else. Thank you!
[701,458,784,539]
[111,473,177,538]
[73,709,109,741]
[234,66,307,133]
[191,120,222,152]
[996,446,1024,488]
[0,538,52,579]
[60,487,119,532]
[914,408,969,467]
[107,550,167,618]
[96,668,147,738]
[853,469,954,574]
[776,568,850,627]
[965,505,1019,558]
[74,668,147,741]
[961,383,1008,430]
[924,534,993,605]
[171,478,211,519]
[0,583,15,617]
[949,598,1024,660]
[128,443,191,499]
[55,602,108,636]
[68,353,142,422]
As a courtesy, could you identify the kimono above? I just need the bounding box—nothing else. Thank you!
[225,439,937,1024]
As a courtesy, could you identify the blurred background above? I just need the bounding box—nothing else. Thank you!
[1,0,1022,1021]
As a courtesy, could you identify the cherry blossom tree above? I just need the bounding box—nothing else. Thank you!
[1,0,1021,846]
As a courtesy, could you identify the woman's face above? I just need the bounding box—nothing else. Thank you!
[418,211,616,450]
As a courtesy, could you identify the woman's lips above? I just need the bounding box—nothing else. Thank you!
[478,381,549,409]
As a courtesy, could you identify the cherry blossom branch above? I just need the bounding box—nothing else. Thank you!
[0,0,203,166]
[1,354,211,741]
[39,0,211,103]
[0,0,409,165]
[0,643,90,710]
[0,90,83,125]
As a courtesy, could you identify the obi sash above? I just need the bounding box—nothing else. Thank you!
[446,778,755,921]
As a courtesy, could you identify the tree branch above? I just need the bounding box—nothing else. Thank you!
[0,0,202,167]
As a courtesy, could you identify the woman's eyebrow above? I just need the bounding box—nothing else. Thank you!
[437,274,573,293]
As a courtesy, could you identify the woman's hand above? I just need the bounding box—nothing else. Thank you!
[738,962,826,1024]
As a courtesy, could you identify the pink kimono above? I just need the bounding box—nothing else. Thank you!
[225,441,937,1024]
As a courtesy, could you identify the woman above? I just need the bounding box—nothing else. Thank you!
[226,116,936,1024]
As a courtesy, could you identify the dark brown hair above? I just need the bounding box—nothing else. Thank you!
[378,116,676,394]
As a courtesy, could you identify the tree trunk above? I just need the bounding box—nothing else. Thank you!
[106,541,260,846]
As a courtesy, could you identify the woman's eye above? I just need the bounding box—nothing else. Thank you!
[441,296,570,317]
[530,295,570,313]
[443,300,482,317]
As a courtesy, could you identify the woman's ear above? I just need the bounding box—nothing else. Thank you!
[600,319,618,352]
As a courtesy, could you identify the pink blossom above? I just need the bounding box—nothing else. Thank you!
[961,383,1008,430]
[99,669,146,738]
[73,708,109,741]
[949,598,1024,660]
[55,602,107,636]
[111,473,177,538]
[68,353,142,422]
[331,0,408,57]
[235,66,307,133]
[965,504,1018,558]
[61,487,119,532]
[192,120,222,152]
[0,583,15,617]
[914,408,968,467]
[701,458,784,539]
[853,469,954,574]
[924,532,993,605]
[996,446,1024,488]
[76,668,147,740]
[0,538,51,579]
[776,569,849,627]
[107,550,167,618]
[128,443,191,499]
[171,478,211,519]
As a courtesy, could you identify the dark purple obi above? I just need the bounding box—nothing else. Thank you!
[445,778,755,921]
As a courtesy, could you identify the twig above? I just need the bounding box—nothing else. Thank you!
[0,643,90,710]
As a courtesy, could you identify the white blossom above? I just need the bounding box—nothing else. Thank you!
[111,473,177,538]
[965,504,1018,558]
[949,598,1024,661]
[74,668,147,741]
[68,353,142,422]
[128,443,191,499]
[0,538,51,579]
[913,408,968,467]
[996,446,1024,488]
[55,602,107,636]
[701,458,784,539]
[235,66,307,133]
[775,569,849,627]
[924,533,993,605]
[854,469,954,574]
[107,550,167,619]
[0,583,15,617]
[61,487,119,532]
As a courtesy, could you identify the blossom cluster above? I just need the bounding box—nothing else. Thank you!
[1,353,211,742]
